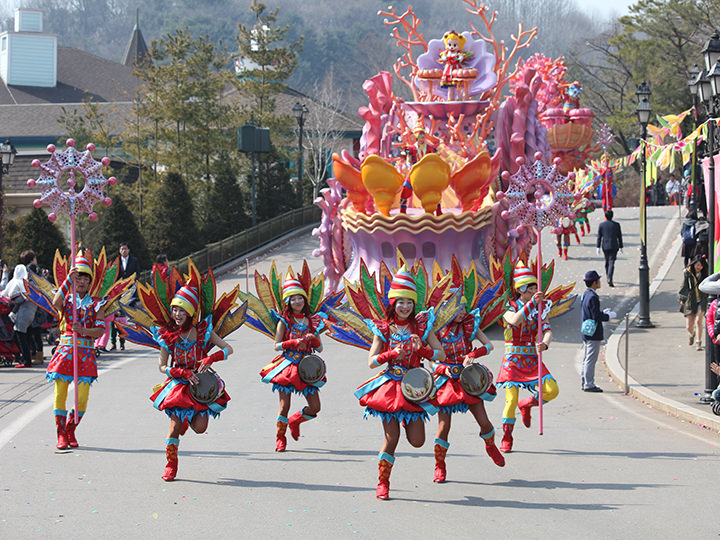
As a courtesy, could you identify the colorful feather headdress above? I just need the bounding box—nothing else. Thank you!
[117,259,247,349]
[238,259,343,340]
[24,247,135,318]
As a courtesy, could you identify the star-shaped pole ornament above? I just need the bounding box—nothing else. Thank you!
[27,139,116,422]
[496,153,578,435]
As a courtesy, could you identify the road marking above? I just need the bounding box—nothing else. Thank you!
[0,355,141,450]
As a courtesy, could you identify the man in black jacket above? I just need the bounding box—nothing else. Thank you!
[596,210,623,287]
[110,243,139,351]
[580,270,615,392]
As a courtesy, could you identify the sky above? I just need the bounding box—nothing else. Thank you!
[576,0,635,19]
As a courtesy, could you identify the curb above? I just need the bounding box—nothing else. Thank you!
[604,219,720,433]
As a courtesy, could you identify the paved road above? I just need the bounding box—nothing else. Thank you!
[2,205,719,539]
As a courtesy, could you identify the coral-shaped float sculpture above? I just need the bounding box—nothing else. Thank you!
[313,1,591,314]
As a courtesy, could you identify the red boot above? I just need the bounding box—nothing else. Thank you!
[162,439,179,481]
[65,411,82,448]
[480,428,505,467]
[499,422,514,453]
[288,409,315,441]
[563,248,568,260]
[276,416,288,452]
[557,245,562,257]
[377,453,394,500]
[55,414,69,450]
[433,439,449,483]
[518,396,538,428]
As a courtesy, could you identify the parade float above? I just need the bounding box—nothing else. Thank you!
[313,0,598,312]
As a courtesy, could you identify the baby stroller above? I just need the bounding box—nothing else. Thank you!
[0,296,20,366]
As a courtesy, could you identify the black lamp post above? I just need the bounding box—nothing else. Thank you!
[0,139,17,260]
[698,33,720,403]
[636,81,654,328]
[292,102,309,206]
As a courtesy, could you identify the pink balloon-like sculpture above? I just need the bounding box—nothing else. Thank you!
[496,153,577,436]
[27,139,116,422]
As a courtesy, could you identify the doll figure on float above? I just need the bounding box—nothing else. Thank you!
[438,30,474,101]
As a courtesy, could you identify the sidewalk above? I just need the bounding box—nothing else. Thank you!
[604,233,720,432]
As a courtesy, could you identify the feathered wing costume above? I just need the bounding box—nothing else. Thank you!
[24,247,136,450]
[238,259,342,451]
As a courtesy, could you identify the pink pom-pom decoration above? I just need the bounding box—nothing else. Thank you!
[33,199,42,208]
[101,157,111,166]
[86,143,96,152]
[48,213,57,222]
[27,179,36,187]
[501,210,510,220]
[553,157,561,166]
[516,225,526,234]
[568,172,576,181]
[496,191,506,200]
[66,138,75,147]
[67,178,76,188]
[46,145,55,153]
[88,212,98,221]
[108,176,117,185]
[534,152,543,161]
[32,159,41,168]
[515,156,525,166]
[103,197,112,206]
[501,171,510,181]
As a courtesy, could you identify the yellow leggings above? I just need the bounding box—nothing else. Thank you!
[502,378,559,420]
[54,380,90,415]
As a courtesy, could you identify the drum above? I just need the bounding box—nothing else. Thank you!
[459,363,493,397]
[401,367,435,403]
[190,370,225,404]
[298,354,326,384]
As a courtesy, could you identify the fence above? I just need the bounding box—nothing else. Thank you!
[138,205,321,283]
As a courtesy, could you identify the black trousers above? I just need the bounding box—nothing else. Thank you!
[14,330,32,366]
[603,249,618,283]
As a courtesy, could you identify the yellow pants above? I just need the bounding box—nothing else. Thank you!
[502,378,559,420]
[54,380,90,414]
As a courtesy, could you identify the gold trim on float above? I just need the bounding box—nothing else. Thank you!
[340,206,493,234]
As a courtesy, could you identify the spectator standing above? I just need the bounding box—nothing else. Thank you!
[110,243,139,351]
[596,210,623,287]
[0,261,8,291]
[2,250,38,367]
[678,254,708,351]
[580,270,615,392]
[666,175,681,206]
[27,261,46,364]
[680,211,698,266]
[152,254,169,281]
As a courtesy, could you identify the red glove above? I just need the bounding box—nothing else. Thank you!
[467,344,491,359]
[304,334,321,349]
[281,339,306,352]
[169,367,193,379]
[201,350,225,365]
[375,349,400,365]
[434,364,448,376]
[417,345,435,359]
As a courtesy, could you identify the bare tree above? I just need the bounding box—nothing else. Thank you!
[304,71,351,200]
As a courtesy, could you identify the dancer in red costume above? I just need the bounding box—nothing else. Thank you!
[260,275,325,452]
[150,278,233,481]
[354,266,444,500]
[552,216,581,260]
[429,297,505,483]
[46,252,106,450]
[496,261,557,453]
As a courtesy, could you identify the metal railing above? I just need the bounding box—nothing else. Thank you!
[138,205,320,282]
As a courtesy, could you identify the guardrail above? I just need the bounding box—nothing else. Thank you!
[138,205,320,282]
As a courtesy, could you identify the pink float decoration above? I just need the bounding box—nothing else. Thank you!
[29,140,114,423]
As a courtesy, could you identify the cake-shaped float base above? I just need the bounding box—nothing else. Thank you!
[340,206,494,284]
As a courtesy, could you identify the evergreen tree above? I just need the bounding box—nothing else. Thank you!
[255,146,297,222]
[2,207,68,270]
[204,154,249,243]
[144,172,203,260]
[97,196,151,269]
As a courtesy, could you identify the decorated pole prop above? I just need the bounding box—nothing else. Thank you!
[27,139,116,422]
[497,153,577,434]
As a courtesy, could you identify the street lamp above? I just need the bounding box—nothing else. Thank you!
[698,33,720,403]
[636,81,654,328]
[292,102,309,206]
[0,139,17,260]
